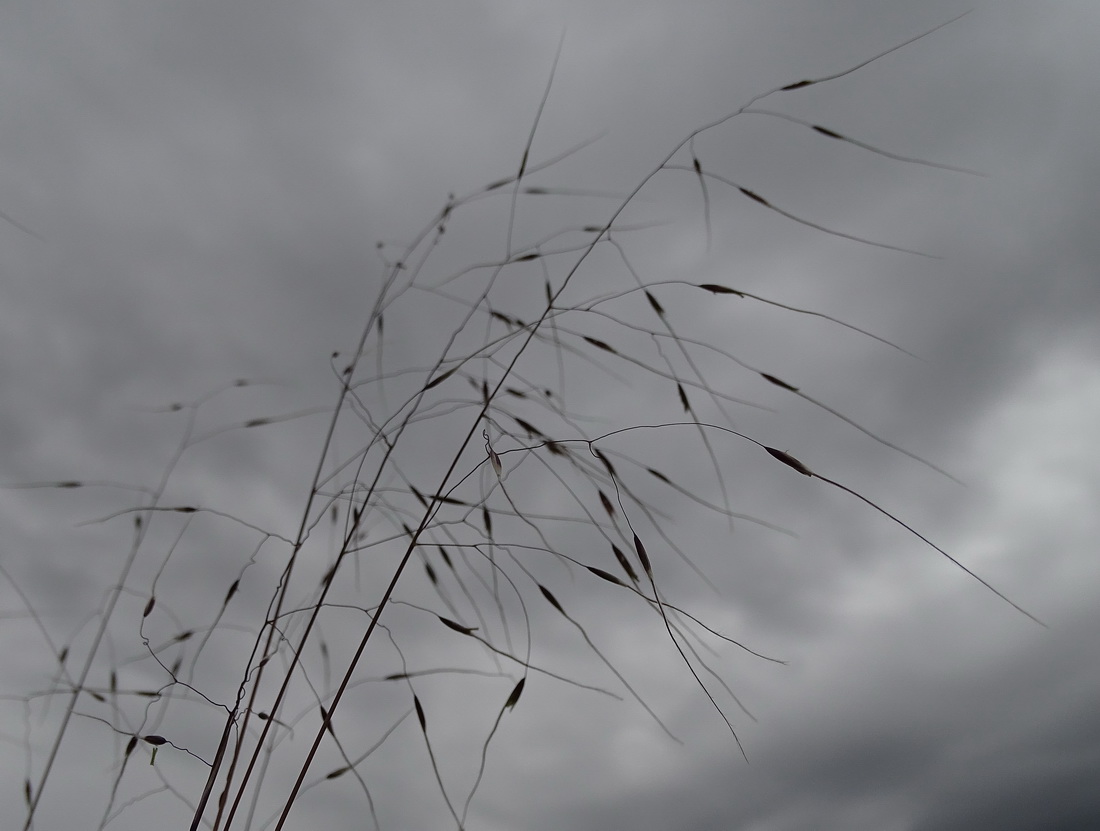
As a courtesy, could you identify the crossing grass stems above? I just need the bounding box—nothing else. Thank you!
[7,13,1042,831]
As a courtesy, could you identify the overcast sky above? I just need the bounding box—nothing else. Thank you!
[2,1,1099,830]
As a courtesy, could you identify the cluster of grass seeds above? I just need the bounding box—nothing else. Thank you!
[4,14,1042,831]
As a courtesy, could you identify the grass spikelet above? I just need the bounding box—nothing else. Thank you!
[598,490,616,518]
[764,447,814,477]
[438,616,477,636]
[587,566,626,587]
[677,382,690,412]
[697,283,745,296]
[633,533,652,577]
[582,335,618,354]
[645,290,665,316]
[414,696,426,732]
[423,365,460,390]
[539,584,565,614]
[504,677,526,711]
[760,373,799,392]
[612,544,639,583]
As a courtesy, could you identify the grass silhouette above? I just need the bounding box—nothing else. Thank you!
[5,14,1042,831]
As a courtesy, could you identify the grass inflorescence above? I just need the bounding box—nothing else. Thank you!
[4,14,1041,831]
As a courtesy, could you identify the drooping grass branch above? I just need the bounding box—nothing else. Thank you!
[2,13,1043,831]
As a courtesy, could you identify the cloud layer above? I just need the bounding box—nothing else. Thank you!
[2,2,1098,830]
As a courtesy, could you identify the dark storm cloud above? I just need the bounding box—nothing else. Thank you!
[2,1,1098,830]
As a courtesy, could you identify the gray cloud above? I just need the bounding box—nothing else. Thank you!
[2,1,1098,829]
